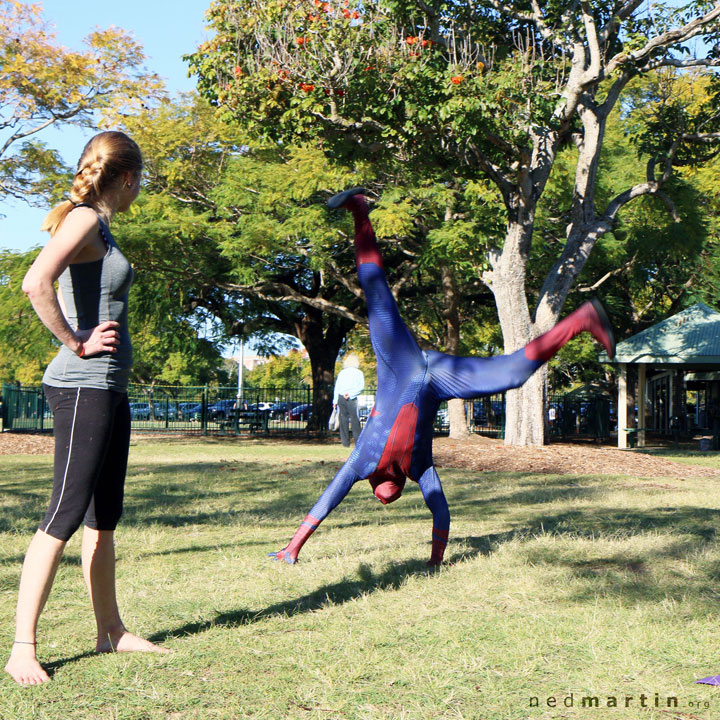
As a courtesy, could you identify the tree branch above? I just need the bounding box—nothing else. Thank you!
[578,252,638,292]
[647,57,720,70]
[580,2,602,85]
[607,4,720,74]
[598,0,646,44]
[217,279,366,324]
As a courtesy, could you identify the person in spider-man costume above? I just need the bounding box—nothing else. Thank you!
[270,188,616,566]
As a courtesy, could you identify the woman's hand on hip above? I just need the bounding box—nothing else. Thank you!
[75,321,120,357]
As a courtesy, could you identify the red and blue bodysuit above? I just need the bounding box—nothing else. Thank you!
[271,188,615,565]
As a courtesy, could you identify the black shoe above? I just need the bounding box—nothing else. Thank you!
[327,187,367,209]
[589,298,616,359]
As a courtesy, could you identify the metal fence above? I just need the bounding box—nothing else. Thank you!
[125,385,314,435]
[548,393,614,441]
[1,384,50,432]
[469,395,506,438]
[1,383,613,440]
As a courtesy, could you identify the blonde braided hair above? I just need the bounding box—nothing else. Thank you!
[42,131,143,236]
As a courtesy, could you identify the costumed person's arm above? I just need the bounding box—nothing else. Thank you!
[417,466,450,566]
[269,461,362,564]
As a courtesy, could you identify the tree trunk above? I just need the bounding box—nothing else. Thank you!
[440,262,470,439]
[485,212,550,446]
[504,370,547,446]
[295,308,354,432]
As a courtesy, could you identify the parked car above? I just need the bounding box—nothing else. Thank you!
[473,400,504,426]
[153,402,178,420]
[178,402,202,421]
[129,402,151,420]
[248,401,273,413]
[286,403,312,421]
[208,399,237,421]
[269,401,302,419]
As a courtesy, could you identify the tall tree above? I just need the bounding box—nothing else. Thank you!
[189,0,720,445]
[244,349,311,388]
[119,97,486,429]
[0,0,164,206]
[0,248,54,384]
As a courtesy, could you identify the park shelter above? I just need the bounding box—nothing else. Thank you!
[600,303,720,448]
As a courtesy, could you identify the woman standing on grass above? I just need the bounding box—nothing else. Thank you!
[5,131,168,686]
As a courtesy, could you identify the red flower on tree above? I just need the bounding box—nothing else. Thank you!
[406,36,418,45]
[300,83,315,92]
[450,76,464,84]
[297,36,309,46]
[234,66,243,77]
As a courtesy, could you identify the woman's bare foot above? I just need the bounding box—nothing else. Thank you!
[5,643,50,685]
[96,629,170,654]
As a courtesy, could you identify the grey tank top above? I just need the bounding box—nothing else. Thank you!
[43,208,134,392]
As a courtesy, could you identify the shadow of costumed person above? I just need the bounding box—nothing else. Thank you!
[270,187,616,567]
[5,131,168,687]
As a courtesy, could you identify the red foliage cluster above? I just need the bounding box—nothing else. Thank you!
[406,37,432,51]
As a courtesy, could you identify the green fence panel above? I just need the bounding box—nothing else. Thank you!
[125,384,314,436]
[1,384,48,432]
[1,383,610,440]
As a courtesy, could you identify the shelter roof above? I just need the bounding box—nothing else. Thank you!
[601,303,720,365]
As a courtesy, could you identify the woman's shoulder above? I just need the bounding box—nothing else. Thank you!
[65,204,101,233]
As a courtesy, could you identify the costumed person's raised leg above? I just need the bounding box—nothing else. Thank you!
[332,189,424,400]
[429,299,615,400]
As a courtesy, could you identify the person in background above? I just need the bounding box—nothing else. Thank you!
[333,353,365,447]
[5,131,168,687]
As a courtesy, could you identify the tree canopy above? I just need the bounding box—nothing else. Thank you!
[0,0,164,206]
[189,0,720,444]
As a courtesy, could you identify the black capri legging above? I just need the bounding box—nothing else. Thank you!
[41,385,130,542]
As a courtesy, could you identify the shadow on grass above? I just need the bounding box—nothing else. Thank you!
[448,504,720,603]
[147,557,435,644]
[42,650,96,678]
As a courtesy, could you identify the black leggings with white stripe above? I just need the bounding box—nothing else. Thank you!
[42,385,130,541]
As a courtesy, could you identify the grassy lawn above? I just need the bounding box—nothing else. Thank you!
[2,439,720,719]
[639,446,720,469]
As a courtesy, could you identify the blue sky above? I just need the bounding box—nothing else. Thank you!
[0,0,212,253]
